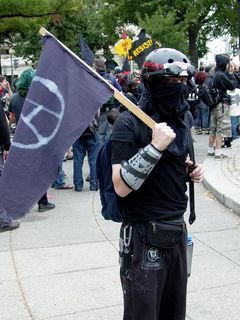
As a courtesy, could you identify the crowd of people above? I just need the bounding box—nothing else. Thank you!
[0,45,239,319]
[190,58,240,156]
[1,52,240,224]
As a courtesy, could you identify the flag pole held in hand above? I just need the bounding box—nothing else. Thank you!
[39,27,156,130]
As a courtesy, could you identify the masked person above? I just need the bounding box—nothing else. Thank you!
[111,48,204,320]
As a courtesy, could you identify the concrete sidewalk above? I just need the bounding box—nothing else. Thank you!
[203,137,240,216]
[0,136,240,320]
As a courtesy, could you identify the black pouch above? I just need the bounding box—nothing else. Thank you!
[146,220,184,249]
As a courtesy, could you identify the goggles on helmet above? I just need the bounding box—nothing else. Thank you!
[143,61,195,78]
[164,62,195,77]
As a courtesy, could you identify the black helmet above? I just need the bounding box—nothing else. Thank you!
[142,48,195,81]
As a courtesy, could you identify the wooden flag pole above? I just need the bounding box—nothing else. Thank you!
[39,27,156,129]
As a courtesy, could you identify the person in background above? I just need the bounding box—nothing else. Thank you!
[126,80,141,104]
[0,98,20,232]
[73,116,99,192]
[94,58,121,147]
[0,76,12,120]
[207,54,238,159]
[223,61,240,146]
[194,65,210,135]
[0,75,12,102]
[9,68,56,212]
[51,159,73,190]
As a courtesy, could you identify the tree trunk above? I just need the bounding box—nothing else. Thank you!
[188,27,198,67]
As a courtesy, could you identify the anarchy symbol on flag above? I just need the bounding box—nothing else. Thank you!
[12,76,65,150]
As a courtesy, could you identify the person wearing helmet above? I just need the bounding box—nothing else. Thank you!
[111,48,204,320]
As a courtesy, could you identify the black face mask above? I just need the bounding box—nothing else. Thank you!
[148,81,190,120]
[146,79,190,156]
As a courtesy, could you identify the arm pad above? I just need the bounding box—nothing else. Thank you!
[120,144,162,190]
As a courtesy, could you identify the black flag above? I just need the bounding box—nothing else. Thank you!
[122,57,131,73]
[80,36,94,66]
[129,29,159,68]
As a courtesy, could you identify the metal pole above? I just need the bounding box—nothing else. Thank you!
[10,53,14,89]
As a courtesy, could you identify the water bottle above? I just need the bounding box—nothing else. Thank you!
[187,234,194,277]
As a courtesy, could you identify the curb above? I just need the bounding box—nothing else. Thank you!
[203,178,240,217]
[203,154,240,217]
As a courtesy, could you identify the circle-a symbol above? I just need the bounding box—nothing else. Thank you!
[12,76,65,149]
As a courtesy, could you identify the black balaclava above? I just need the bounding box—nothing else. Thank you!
[146,77,190,155]
[148,79,189,118]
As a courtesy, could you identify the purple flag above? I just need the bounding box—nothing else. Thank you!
[0,36,113,220]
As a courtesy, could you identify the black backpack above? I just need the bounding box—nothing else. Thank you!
[198,75,220,109]
[96,113,147,222]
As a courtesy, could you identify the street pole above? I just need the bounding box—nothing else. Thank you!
[9,48,14,90]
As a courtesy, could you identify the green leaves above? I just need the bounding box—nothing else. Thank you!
[0,0,238,67]
[138,7,188,53]
[100,0,238,65]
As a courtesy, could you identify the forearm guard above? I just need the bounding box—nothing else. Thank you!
[120,144,162,190]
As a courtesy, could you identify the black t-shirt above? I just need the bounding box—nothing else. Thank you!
[111,111,189,223]
[9,92,26,124]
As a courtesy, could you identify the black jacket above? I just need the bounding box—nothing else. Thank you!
[0,102,10,151]
[214,54,238,96]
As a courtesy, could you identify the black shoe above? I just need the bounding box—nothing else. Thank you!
[0,220,20,232]
[38,202,55,212]
[85,175,90,182]
[90,186,98,191]
[221,143,231,148]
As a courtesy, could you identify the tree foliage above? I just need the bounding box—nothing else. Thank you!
[100,0,239,66]
[0,0,239,67]
[1,0,120,63]
[0,0,82,34]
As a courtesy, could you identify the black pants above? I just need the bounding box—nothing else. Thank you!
[120,223,188,320]
[37,193,48,205]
